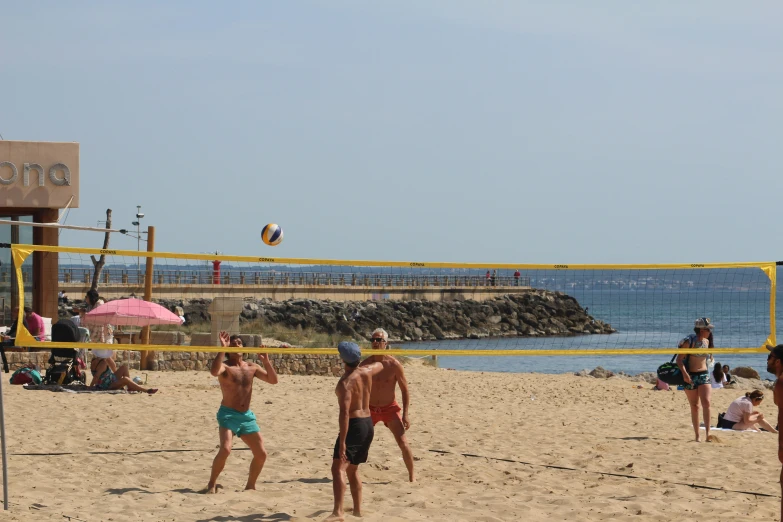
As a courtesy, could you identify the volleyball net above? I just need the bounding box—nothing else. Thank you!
[7,244,777,357]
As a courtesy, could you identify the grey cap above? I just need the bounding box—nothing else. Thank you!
[338,341,361,364]
[767,344,783,360]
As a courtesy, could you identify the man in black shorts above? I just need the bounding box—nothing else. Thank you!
[327,342,382,521]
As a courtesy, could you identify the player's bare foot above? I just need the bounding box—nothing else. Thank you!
[244,485,256,491]
[205,483,223,494]
[324,512,344,521]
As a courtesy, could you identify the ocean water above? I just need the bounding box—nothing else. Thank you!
[400,269,781,379]
[403,339,776,379]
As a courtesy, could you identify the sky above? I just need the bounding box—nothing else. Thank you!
[2,1,782,264]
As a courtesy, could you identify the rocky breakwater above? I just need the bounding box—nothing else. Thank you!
[156,290,615,343]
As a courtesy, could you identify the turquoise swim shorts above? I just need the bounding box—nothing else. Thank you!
[217,405,260,437]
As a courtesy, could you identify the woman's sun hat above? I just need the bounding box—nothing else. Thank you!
[694,317,714,330]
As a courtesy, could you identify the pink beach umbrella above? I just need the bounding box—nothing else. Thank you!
[83,299,182,327]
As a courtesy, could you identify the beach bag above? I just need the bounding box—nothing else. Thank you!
[657,336,697,385]
[657,355,686,385]
[10,366,42,385]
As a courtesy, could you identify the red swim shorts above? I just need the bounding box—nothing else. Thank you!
[370,401,402,426]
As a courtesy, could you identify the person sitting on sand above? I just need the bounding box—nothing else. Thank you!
[328,342,383,522]
[23,306,45,340]
[359,327,415,481]
[206,333,278,494]
[718,390,778,433]
[710,362,727,389]
[722,364,736,385]
[90,348,131,380]
[89,354,157,394]
[653,377,670,391]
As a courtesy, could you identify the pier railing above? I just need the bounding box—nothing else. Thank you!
[0,268,530,289]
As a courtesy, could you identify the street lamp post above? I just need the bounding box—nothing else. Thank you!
[132,205,144,275]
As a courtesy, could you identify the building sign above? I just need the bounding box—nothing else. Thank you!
[0,141,79,208]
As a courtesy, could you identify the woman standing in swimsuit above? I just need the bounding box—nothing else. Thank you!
[677,317,715,442]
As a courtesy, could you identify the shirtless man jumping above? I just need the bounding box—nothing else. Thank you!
[360,327,415,482]
[206,332,278,494]
[327,342,383,521]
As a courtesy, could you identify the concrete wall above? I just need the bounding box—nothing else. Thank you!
[149,352,342,376]
[58,283,531,302]
[4,350,342,377]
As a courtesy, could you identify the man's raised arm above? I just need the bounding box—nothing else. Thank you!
[254,354,279,384]
[210,331,231,377]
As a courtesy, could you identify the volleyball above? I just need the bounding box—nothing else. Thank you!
[261,223,284,246]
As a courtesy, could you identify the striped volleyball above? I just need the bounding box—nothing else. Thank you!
[261,223,284,246]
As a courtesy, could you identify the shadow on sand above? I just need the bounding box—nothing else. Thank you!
[194,514,294,522]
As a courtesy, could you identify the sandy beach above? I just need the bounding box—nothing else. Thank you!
[0,360,779,521]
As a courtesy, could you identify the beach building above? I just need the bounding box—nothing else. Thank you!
[0,140,79,324]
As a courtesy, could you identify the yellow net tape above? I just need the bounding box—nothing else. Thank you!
[10,244,777,356]
[16,244,779,271]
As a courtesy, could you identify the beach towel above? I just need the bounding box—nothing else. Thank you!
[23,384,127,394]
[699,426,759,433]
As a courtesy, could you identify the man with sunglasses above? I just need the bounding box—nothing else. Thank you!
[359,328,415,482]
[768,344,783,521]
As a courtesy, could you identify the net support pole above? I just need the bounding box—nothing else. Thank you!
[9,218,19,311]
[0,366,9,510]
[140,226,156,370]
[770,263,778,347]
